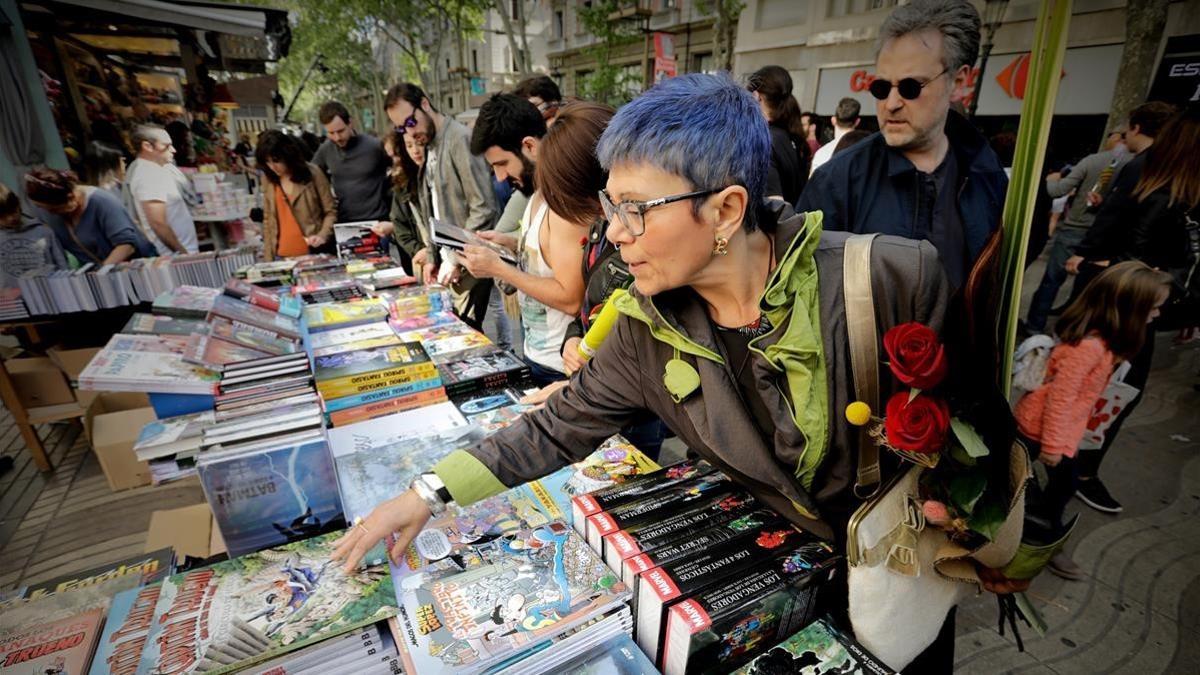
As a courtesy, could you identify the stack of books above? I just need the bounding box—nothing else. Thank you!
[731,617,895,674]
[303,298,389,333]
[334,221,385,260]
[398,321,494,363]
[15,246,257,316]
[77,333,219,395]
[0,287,29,320]
[564,463,841,674]
[236,259,297,286]
[178,287,304,372]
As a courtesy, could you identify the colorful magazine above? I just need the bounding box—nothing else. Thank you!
[392,521,628,674]
[198,438,345,557]
[223,278,302,318]
[208,317,299,356]
[79,334,220,394]
[121,313,207,336]
[152,286,220,318]
[183,334,271,371]
[89,584,162,675]
[1,608,105,674]
[303,300,389,332]
[306,321,397,350]
[136,532,398,674]
[730,617,895,675]
[209,294,301,340]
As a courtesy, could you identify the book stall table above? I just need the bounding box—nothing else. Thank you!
[0,251,890,674]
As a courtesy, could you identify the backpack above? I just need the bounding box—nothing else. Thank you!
[1010,334,1057,403]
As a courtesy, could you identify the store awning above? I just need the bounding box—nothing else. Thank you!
[55,0,268,37]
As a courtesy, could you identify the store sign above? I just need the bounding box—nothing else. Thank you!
[1148,35,1200,105]
[470,77,487,96]
[817,43,1122,116]
[654,32,677,84]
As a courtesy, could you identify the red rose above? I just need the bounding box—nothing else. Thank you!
[883,322,948,390]
[884,391,950,454]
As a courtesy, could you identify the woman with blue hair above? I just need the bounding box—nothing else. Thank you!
[335,73,1011,671]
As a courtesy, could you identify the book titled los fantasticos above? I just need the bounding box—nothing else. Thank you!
[584,473,735,554]
[658,541,841,675]
[604,492,764,573]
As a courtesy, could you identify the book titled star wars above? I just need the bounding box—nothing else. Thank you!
[198,437,345,557]
[730,617,895,675]
[658,541,841,675]
[391,521,629,675]
[89,584,162,675]
[1,608,105,674]
[636,522,821,663]
[135,532,398,675]
[571,459,717,535]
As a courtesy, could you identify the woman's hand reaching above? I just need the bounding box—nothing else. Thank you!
[330,489,432,573]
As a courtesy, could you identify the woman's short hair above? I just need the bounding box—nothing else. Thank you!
[24,167,78,206]
[597,73,769,231]
[536,101,614,225]
[255,130,314,185]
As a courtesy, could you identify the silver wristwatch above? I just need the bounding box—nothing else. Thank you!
[411,472,452,517]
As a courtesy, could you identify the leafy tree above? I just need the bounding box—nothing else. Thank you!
[577,0,644,106]
[697,0,745,72]
[1101,0,1170,146]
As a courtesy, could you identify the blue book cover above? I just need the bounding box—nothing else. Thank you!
[199,439,344,557]
[564,635,658,674]
[89,583,163,675]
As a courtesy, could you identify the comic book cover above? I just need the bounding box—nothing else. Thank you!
[78,335,220,395]
[183,334,271,372]
[392,522,628,675]
[387,311,458,333]
[198,438,344,557]
[89,584,162,675]
[223,278,302,318]
[395,440,658,583]
[313,342,434,392]
[23,549,174,601]
[136,532,398,675]
[121,313,207,336]
[208,295,302,340]
[0,608,104,674]
[303,300,389,333]
[152,286,220,318]
[306,322,396,350]
[208,317,300,357]
[398,324,491,358]
[311,334,404,359]
[730,617,895,675]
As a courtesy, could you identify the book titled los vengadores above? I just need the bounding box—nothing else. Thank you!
[584,473,735,555]
[570,459,717,534]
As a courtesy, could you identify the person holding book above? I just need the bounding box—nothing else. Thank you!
[25,167,155,265]
[255,130,336,261]
[334,73,1026,672]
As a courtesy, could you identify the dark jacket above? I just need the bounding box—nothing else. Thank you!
[260,163,336,261]
[388,186,426,259]
[433,203,950,540]
[765,125,807,205]
[797,111,1007,287]
[561,216,633,349]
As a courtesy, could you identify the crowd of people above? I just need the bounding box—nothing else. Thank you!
[3,0,1197,670]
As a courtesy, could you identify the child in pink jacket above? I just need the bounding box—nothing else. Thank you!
[1014,261,1171,580]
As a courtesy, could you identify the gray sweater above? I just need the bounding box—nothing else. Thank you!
[414,116,497,232]
[0,217,68,288]
[1045,149,1132,229]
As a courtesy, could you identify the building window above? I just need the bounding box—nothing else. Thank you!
[756,0,808,29]
[693,52,715,74]
[553,10,564,39]
[472,49,479,73]
[577,1,592,35]
[828,0,896,17]
[511,0,520,19]
[447,96,453,110]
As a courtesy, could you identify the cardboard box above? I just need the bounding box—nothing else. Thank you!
[47,347,102,406]
[6,357,74,408]
[83,392,151,443]
[90,406,156,491]
[146,503,225,560]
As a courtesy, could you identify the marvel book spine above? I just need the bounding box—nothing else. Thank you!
[584,474,733,554]
[570,459,716,534]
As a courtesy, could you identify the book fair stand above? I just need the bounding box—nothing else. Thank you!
[0,218,894,674]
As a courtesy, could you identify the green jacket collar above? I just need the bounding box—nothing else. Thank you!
[615,203,830,487]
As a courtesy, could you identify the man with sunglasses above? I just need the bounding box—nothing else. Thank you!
[797,0,1007,291]
[384,83,498,329]
[312,101,392,230]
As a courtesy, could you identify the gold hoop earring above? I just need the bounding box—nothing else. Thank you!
[713,237,729,256]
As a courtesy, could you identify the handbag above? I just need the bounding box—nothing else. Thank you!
[842,234,1028,670]
[1077,361,1138,451]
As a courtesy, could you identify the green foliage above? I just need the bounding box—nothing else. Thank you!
[967,495,1008,542]
[950,418,990,458]
[948,469,987,516]
[576,0,644,106]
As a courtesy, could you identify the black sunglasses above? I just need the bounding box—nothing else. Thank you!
[394,112,418,135]
[868,69,948,101]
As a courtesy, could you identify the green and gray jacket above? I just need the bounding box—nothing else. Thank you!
[433,202,949,539]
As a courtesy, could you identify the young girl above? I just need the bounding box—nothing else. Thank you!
[1014,261,1172,579]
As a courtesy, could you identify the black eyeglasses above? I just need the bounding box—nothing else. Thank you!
[394,112,418,135]
[868,69,948,101]
[599,188,718,237]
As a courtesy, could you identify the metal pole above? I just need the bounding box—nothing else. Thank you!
[968,41,993,119]
[282,54,324,124]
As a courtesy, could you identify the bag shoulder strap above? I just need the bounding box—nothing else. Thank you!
[844,233,881,499]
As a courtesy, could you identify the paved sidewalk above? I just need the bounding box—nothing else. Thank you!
[955,334,1200,673]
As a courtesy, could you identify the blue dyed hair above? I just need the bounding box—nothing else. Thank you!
[596,73,770,231]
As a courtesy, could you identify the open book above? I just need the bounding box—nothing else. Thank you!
[431,218,518,264]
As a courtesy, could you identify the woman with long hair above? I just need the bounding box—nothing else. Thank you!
[255,130,336,261]
[1059,104,1199,515]
[747,65,812,204]
[371,131,426,273]
[83,141,126,200]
